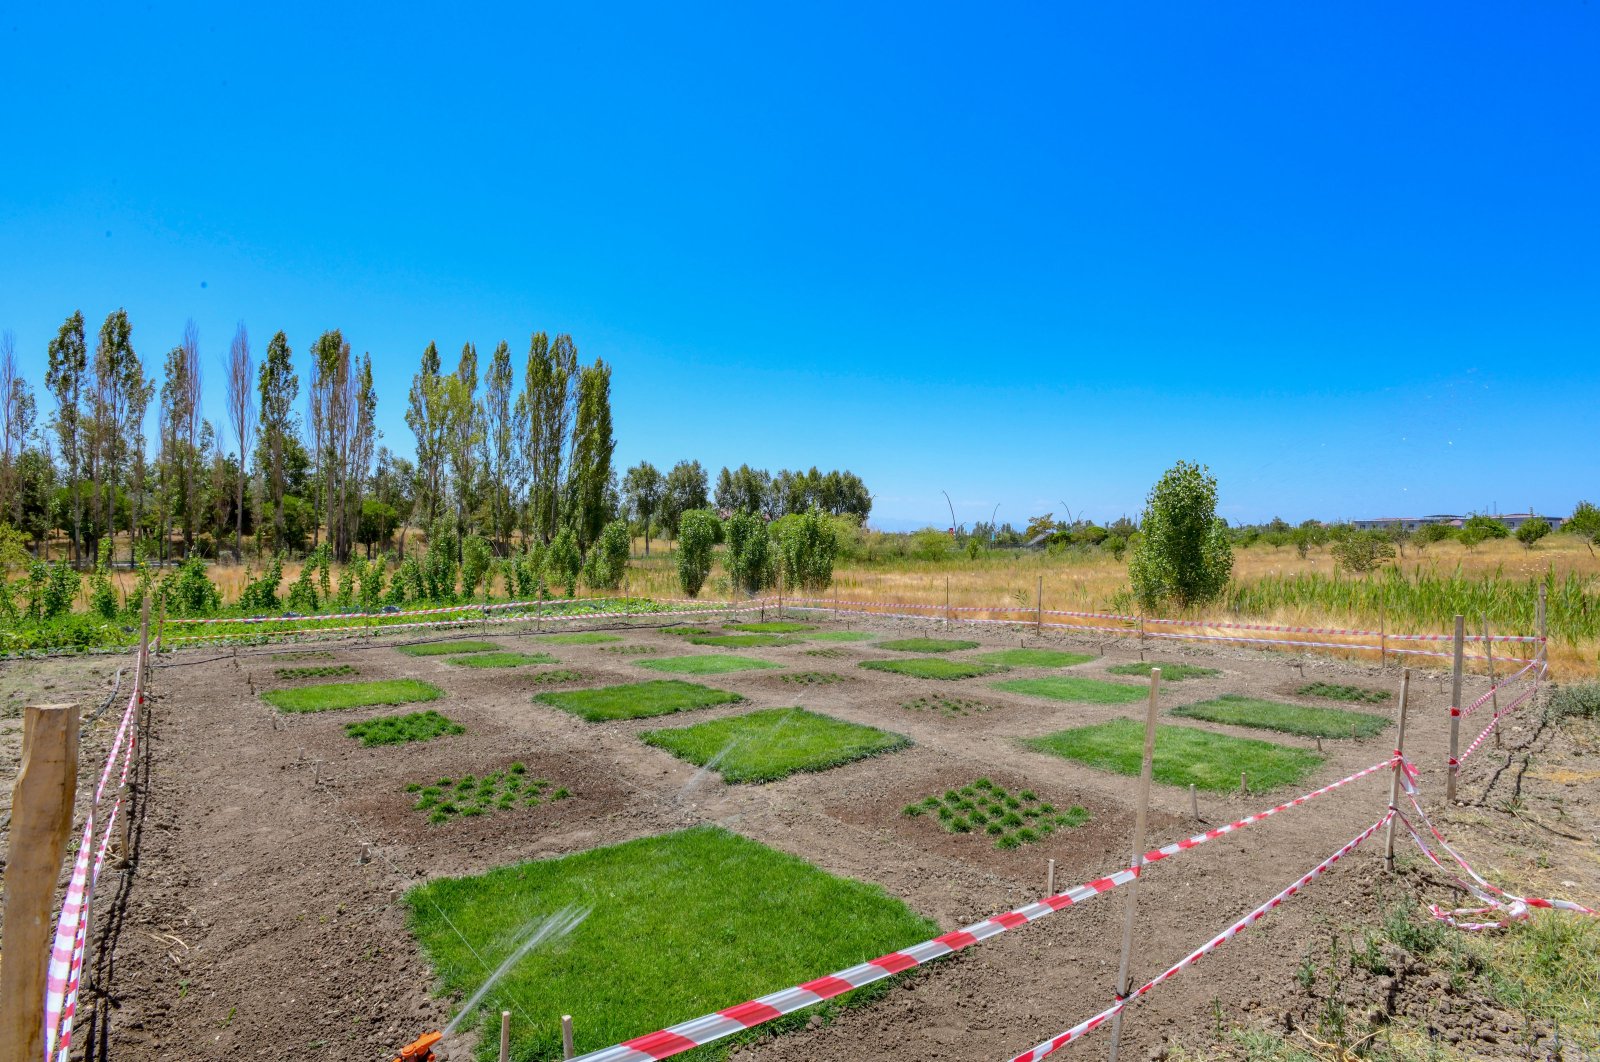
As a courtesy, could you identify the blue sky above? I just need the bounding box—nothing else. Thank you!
[2,3,1594,531]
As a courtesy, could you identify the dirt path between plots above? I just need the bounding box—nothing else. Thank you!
[35,613,1596,1062]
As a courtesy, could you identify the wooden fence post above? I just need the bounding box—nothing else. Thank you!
[1384,669,1411,871]
[1482,613,1501,749]
[1036,575,1042,635]
[1447,614,1464,802]
[1107,668,1161,1062]
[0,704,81,1061]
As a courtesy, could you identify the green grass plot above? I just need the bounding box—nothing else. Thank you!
[992,675,1148,704]
[536,679,743,722]
[1172,694,1390,738]
[536,632,624,645]
[1106,661,1221,682]
[637,655,783,676]
[640,707,911,783]
[405,826,938,1061]
[1297,682,1392,704]
[397,640,502,657]
[408,763,567,823]
[877,637,979,653]
[725,621,817,633]
[860,658,1004,681]
[345,709,465,747]
[687,633,802,649]
[903,777,1089,850]
[972,649,1095,668]
[275,663,358,680]
[808,631,877,643]
[262,678,443,714]
[445,650,558,669]
[1025,718,1324,792]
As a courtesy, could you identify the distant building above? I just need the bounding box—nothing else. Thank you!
[1351,513,1563,533]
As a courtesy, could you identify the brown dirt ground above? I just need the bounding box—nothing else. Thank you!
[3,611,1595,1062]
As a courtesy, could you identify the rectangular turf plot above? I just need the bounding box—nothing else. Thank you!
[1106,661,1221,681]
[640,707,911,783]
[878,637,979,653]
[637,654,783,675]
[397,639,502,657]
[535,631,623,645]
[406,825,938,1061]
[444,650,558,669]
[345,709,465,747]
[861,657,1005,681]
[992,675,1148,704]
[972,649,1095,668]
[1025,718,1324,792]
[725,621,817,633]
[1172,694,1390,738]
[1297,682,1391,705]
[536,679,744,722]
[808,630,877,642]
[262,678,443,714]
[687,633,802,648]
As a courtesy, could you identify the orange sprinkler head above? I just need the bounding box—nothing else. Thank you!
[394,1030,443,1062]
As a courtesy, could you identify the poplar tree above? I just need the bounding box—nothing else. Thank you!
[479,340,517,552]
[405,341,450,534]
[622,461,663,555]
[516,332,576,544]
[45,312,88,563]
[93,309,150,564]
[568,358,614,552]
[257,331,298,548]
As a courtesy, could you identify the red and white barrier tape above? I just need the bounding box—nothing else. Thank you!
[1456,658,1540,719]
[1453,683,1540,768]
[1008,815,1391,1061]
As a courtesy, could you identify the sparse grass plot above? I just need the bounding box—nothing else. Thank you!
[536,632,623,645]
[662,626,716,637]
[274,663,358,680]
[902,778,1089,849]
[1297,682,1392,705]
[640,707,911,783]
[860,658,1005,681]
[598,643,660,655]
[404,826,938,1061]
[725,621,817,633]
[271,650,335,662]
[1173,694,1390,738]
[638,655,783,676]
[804,647,848,659]
[901,694,997,717]
[777,671,853,686]
[877,637,979,653]
[808,631,877,643]
[992,675,1148,704]
[445,650,558,669]
[1106,661,1221,682]
[345,709,465,747]
[972,649,1095,668]
[262,678,443,714]
[527,668,585,685]
[687,633,803,649]
[536,679,743,722]
[408,762,568,824]
[1025,718,1324,792]
[397,640,502,657]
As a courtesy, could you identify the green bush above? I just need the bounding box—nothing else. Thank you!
[162,556,220,616]
[1129,461,1232,611]
[726,510,775,594]
[240,553,284,612]
[514,544,544,598]
[359,554,386,610]
[1412,522,1455,547]
[1549,682,1600,720]
[676,509,719,598]
[1516,517,1552,549]
[424,519,459,601]
[1330,530,1397,574]
[778,507,837,591]
[286,562,319,613]
[461,533,493,598]
[585,519,632,590]
[89,540,118,619]
[1459,514,1511,548]
[545,527,582,596]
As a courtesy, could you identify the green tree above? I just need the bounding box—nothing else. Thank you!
[94,309,151,564]
[1330,531,1397,573]
[1565,502,1599,555]
[479,340,518,552]
[405,341,451,534]
[568,359,615,552]
[461,533,492,599]
[257,331,298,548]
[1458,514,1510,549]
[1515,517,1551,549]
[516,332,577,544]
[585,519,631,590]
[725,510,776,594]
[622,462,664,555]
[676,509,719,598]
[661,459,708,541]
[1128,460,1233,611]
[778,508,837,591]
[45,312,89,563]
[545,526,582,596]
[89,539,118,618]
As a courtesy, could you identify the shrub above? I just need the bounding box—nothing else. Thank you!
[359,554,386,610]
[162,556,221,616]
[1458,514,1511,549]
[544,527,582,596]
[778,507,837,591]
[514,544,544,598]
[726,510,775,594]
[1129,461,1232,611]
[1330,531,1397,574]
[676,509,719,598]
[336,556,360,608]
[89,539,118,619]
[1516,517,1552,549]
[585,519,631,590]
[286,562,320,613]
[42,560,80,620]
[240,553,283,612]
[1413,522,1455,548]
[1568,501,1600,555]
[1549,682,1600,721]
[424,519,459,601]
[461,533,493,599]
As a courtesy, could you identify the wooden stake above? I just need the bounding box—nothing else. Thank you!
[0,704,80,1062]
[945,576,951,626]
[1107,667,1160,1062]
[1384,669,1411,871]
[1379,607,1387,670]
[1047,858,1056,896]
[1189,783,1199,819]
[1240,772,1248,796]
[562,1014,576,1059]
[1447,614,1464,802]
[1483,613,1501,749]
[1036,575,1043,635]
[499,1010,512,1062]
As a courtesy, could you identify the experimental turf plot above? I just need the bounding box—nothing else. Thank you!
[405,826,938,1061]
[992,676,1148,704]
[637,655,784,676]
[724,621,817,633]
[397,640,502,657]
[1172,694,1390,738]
[860,658,1005,681]
[274,663,358,680]
[1024,718,1324,792]
[444,650,558,669]
[535,632,623,645]
[1105,661,1221,682]
[808,630,877,643]
[972,649,1095,668]
[345,709,465,747]
[640,707,911,783]
[901,694,997,717]
[877,637,979,653]
[261,678,443,714]
[687,633,804,648]
[904,778,1090,850]
[536,679,743,722]
[1298,682,1392,705]
[407,763,569,823]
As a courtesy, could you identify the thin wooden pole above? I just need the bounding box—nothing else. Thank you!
[562,1014,576,1059]
[1035,575,1042,635]
[1107,667,1161,1062]
[1047,858,1056,896]
[945,575,951,626]
[1189,783,1199,819]
[499,1010,511,1062]
[1483,613,1501,749]
[0,704,80,1062]
[1384,669,1411,871]
[1447,614,1464,802]
[1379,607,1387,670]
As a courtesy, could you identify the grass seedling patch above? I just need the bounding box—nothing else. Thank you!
[860,658,1005,681]
[274,664,358,680]
[686,633,802,649]
[776,671,854,686]
[598,643,660,655]
[345,709,465,747]
[878,637,979,653]
[901,694,998,717]
[1173,694,1390,739]
[640,707,911,783]
[445,650,558,669]
[536,679,743,722]
[725,621,817,633]
[262,678,443,714]
[271,650,335,661]
[972,649,1095,668]
[637,655,783,676]
[1297,682,1392,705]
[405,825,938,1061]
[536,632,623,645]
[397,640,502,657]
[408,762,569,824]
[527,668,586,685]
[804,647,847,659]
[662,626,716,637]
[992,675,1148,704]
[902,777,1089,849]
[1025,718,1323,792]
[1106,661,1222,682]
[808,631,877,643]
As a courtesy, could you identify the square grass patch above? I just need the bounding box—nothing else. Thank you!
[992,675,1148,704]
[1173,694,1390,739]
[1106,661,1221,682]
[397,640,502,657]
[345,709,465,747]
[687,633,802,649]
[1297,682,1391,705]
[405,825,938,1061]
[262,678,443,714]
[808,630,877,643]
[972,649,1094,668]
[901,694,997,717]
[640,707,911,784]
[528,668,586,685]
[1025,718,1323,792]
[860,657,1005,681]
[903,778,1089,849]
[445,650,559,669]
[878,637,979,653]
[275,663,358,680]
[536,679,743,722]
[536,632,623,645]
[637,655,783,676]
[408,763,568,823]
[725,621,817,633]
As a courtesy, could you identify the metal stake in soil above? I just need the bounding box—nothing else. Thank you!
[1107,666,1160,1062]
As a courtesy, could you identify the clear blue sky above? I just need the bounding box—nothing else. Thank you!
[2,3,1594,531]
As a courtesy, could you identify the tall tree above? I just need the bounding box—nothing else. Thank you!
[257,331,298,548]
[567,358,615,552]
[0,332,36,529]
[445,343,481,543]
[156,320,202,558]
[405,341,450,540]
[622,461,663,556]
[661,459,708,543]
[45,312,88,563]
[309,330,370,562]
[479,339,517,553]
[225,321,256,561]
[515,332,576,544]
[93,309,150,564]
